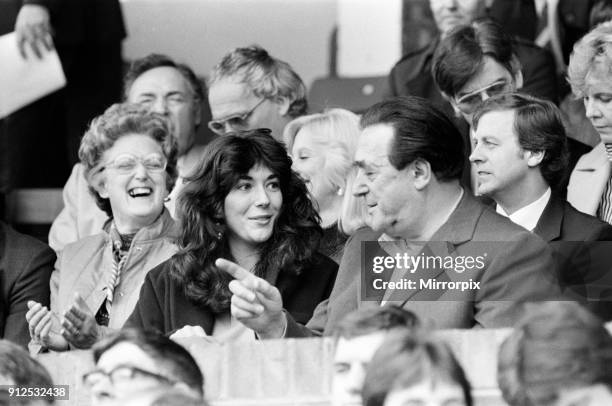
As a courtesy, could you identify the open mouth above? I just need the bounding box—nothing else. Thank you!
[128,187,153,198]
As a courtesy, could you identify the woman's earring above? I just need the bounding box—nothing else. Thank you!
[337,187,344,196]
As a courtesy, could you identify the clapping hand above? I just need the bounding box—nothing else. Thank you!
[216,258,287,339]
[26,301,68,351]
[61,293,101,349]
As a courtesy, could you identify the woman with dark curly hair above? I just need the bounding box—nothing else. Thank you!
[127,129,338,340]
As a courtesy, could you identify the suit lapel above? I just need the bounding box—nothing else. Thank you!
[385,193,483,304]
[533,197,563,242]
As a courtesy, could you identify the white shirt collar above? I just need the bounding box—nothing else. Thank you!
[496,187,551,231]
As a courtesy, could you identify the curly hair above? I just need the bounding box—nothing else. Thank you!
[169,129,322,313]
[567,20,612,98]
[209,45,307,118]
[283,108,365,234]
[78,103,179,218]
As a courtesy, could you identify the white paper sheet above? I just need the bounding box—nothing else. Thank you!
[0,32,66,118]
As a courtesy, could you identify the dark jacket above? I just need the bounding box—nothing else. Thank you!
[386,35,559,105]
[533,196,612,320]
[127,253,338,335]
[284,192,564,337]
[0,222,55,348]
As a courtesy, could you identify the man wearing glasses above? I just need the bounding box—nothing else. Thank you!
[207,45,308,141]
[83,329,203,405]
[386,0,558,109]
[48,54,208,253]
[431,20,589,195]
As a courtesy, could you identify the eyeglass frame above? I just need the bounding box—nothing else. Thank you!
[96,153,168,175]
[208,98,266,135]
[453,79,514,114]
[82,364,177,389]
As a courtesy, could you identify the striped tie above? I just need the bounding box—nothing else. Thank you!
[598,175,612,226]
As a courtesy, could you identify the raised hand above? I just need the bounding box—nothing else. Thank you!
[216,258,286,339]
[61,293,101,349]
[14,4,53,59]
[26,301,68,351]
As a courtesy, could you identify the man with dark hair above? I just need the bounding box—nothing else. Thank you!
[433,20,590,193]
[84,328,203,405]
[207,45,307,140]
[48,53,208,252]
[0,339,54,404]
[331,306,419,406]
[386,0,558,116]
[217,96,563,338]
[471,93,612,318]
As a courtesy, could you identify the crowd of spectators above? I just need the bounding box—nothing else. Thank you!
[3,0,612,405]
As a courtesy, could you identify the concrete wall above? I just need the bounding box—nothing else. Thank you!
[37,329,513,406]
[120,0,338,88]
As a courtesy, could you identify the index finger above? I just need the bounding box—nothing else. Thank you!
[215,258,254,281]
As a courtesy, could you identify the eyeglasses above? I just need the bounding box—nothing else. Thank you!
[82,365,176,389]
[208,98,266,135]
[100,153,167,174]
[454,79,513,114]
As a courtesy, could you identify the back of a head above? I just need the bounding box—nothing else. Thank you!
[333,306,420,340]
[93,329,204,397]
[498,302,612,406]
[0,339,54,404]
[362,330,473,406]
[209,45,307,118]
[472,93,569,188]
[360,96,464,181]
[433,19,520,98]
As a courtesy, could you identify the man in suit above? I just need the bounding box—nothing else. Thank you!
[216,96,564,338]
[387,0,559,115]
[471,93,612,318]
[0,222,55,348]
[432,20,590,195]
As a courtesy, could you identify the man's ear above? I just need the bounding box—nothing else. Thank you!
[525,150,545,167]
[409,158,432,190]
[275,96,291,117]
[193,99,202,127]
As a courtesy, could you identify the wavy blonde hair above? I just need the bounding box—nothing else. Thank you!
[568,21,612,98]
[283,108,365,235]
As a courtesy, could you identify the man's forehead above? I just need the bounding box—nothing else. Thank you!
[208,78,258,118]
[334,332,388,362]
[456,57,514,97]
[355,124,394,162]
[97,342,158,372]
[128,66,191,97]
[474,109,516,138]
